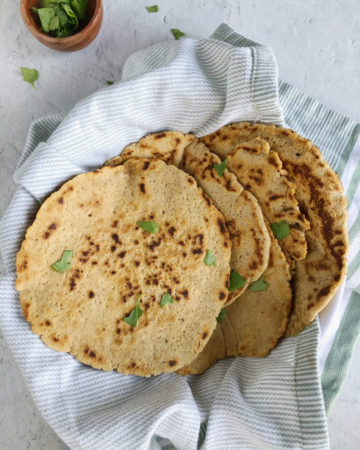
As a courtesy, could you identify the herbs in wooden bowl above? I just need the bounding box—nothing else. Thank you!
[20,0,103,51]
[31,0,88,38]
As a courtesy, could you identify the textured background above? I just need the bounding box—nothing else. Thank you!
[1,0,359,448]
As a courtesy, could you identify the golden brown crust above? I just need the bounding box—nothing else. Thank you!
[202,122,348,335]
[181,140,270,304]
[105,135,271,305]
[104,131,195,167]
[178,223,292,375]
[16,158,231,375]
[226,137,310,261]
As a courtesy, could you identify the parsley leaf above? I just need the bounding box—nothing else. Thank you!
[21,67,39,88]
[145,5,159,13]
[106,81,114,85]
[216,308,227,323]
[213,158,227,177]
[52,250,74,273]
[204,250,216,266]
[160,293,174,308]
[270,221,291,240]
[137,221,160,233]
[171,28,185,40]
[228,270,246,292]
[123,298,144,327]
[249,277,268,292]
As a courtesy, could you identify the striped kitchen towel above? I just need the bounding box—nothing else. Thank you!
[0,23,359,450]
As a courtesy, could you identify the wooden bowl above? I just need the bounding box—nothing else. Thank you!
[20,0,103,52]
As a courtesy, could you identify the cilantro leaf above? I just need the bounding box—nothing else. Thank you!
[216,308,227,323]
[71,0,88,20]
[228,270,246,292]
[213,158,227,177]
[123,298,144,327]
[106,81,114,85]
[171,28,185,40]
[32,0,85,37]
[20,67,39,88]
[52,250,74,273]
[41,0,70,7]
[160,293,174,308]
[61,3,79,28]
[52,4,70,29]
[270,221,291,240]
[37,7,59,32]
[137,221,160,233]
[40,0,56,6]
[146,5,159,13]
[204,250,216,267]
[249,277,268,292]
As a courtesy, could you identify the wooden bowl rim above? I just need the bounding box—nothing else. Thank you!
[20,0,102,45]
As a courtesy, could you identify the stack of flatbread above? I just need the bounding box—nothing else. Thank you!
[16,123,348,376]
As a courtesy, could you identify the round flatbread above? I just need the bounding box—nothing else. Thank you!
[104,131,195,167]
[181,139,270,303]
[227,137,310,261]
[104,133,270,304]
[202,122,348,336]
[16,158,231,375]
[178,223,292,375]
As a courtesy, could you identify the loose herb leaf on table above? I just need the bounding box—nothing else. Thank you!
[146,5,159,13]
[171,28,185,40]
[20,67,39,88]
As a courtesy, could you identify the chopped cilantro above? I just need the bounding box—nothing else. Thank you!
[20,67,39,88]
[61,3,78,28]
[171,28,185,40]
[228,270,246,292]
[31,0,88,38]
[137,221,160,233]
[249,277,268,292]
[213,158,227,177]
[71,0,87,20]
[270,221,291,240]
[216,308,227,323]
[106,81,114,85]
[204,250,216,266]
[160,293,174,308]
[37,7,59,32]
[145,5,159,13]
[123,298,144,327]
[52,250,74,273]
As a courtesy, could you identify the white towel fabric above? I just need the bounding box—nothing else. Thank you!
[0,25,329,449]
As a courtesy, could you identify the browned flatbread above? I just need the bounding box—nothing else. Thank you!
[202,122,348,335]
[105,134,270,304]
[227,137,310,261]
[104,131,195,167]
[16,158,231,375]
[181,140,270,303]
[178,223,292,375]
